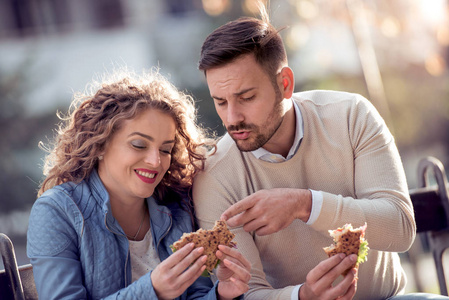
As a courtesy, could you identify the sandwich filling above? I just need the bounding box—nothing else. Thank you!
[323,223,369,272]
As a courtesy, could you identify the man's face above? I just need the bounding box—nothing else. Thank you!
[206,54,284,152]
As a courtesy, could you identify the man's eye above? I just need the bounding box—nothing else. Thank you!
[242,95,255,101]
[214,98,226,107]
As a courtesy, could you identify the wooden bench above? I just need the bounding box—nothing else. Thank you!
[0,233,37,300]
[409,156,449,296]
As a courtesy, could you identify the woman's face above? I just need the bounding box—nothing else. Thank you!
[98,108,176,204]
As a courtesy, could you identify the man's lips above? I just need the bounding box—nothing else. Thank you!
[230,131,251,140]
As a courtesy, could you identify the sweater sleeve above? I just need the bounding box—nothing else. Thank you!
[27,193,89,300]
[309,94,416,252]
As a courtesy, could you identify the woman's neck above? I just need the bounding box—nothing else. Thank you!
[111,199,150,241]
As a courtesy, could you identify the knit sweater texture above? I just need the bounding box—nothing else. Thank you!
[192,90,415,300]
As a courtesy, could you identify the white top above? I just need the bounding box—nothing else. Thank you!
[129,229,161,282]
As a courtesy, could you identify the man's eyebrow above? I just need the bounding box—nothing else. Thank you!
[211,87,256,100]
[128,132,175,144]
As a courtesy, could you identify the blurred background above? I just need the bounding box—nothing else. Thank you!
[0,0,448,294]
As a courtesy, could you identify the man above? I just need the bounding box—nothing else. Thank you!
[192,3,446,300]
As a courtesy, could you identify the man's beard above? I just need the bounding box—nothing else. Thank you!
[226,89,284,152]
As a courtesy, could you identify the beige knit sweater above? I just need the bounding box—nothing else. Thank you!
[193,90,415,300]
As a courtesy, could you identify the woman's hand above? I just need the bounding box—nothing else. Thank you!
[216,245,251,300]
[151,243,207,300]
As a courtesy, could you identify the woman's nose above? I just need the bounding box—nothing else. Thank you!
[144,150,160,167]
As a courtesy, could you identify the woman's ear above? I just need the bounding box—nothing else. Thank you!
[279,67,294,99]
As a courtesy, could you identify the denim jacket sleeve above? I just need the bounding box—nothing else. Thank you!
[27,192,89,299]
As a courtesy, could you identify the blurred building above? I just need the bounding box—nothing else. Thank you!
[0,0,211,116]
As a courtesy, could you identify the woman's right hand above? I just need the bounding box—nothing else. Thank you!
[151,243,207,300]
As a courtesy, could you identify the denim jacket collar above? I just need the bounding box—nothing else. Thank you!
[87,169,173,244]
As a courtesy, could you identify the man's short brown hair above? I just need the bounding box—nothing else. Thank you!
[199,3,287,81]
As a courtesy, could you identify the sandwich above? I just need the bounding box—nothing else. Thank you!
[170,220,236,276]
[323,223,369,275]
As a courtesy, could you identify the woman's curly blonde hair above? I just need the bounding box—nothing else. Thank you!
[38,68,216,199]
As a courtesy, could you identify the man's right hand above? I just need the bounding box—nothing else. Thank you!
[299,254,358,300]
[221,188,312,236]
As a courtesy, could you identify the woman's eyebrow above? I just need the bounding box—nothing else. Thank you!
[128,132,175,144]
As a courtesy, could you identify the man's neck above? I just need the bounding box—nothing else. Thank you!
[262,99,296,157]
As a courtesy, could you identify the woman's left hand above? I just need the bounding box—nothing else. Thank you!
[216,245,251,300]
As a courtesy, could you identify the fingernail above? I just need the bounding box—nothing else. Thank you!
[350,254,357,262]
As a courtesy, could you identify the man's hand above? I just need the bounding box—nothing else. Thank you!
[299,254,358,300]
[220,188,312,235]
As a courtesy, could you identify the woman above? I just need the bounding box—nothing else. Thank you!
[27,69,251,299]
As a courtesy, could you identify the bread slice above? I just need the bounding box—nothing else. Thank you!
[323,223,369,275]
[171,220,236,272]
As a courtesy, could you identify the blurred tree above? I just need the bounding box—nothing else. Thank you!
[0,57,58,213]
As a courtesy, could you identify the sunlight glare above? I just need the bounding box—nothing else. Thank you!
[243,0,267,15]
[286,23,310,50]
[425,53,446,76]
[380,17,401,38]
[417,0,446,26]
[295,0,318,20]
[202,0,229,16]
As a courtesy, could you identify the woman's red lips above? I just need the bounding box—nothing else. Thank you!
[135,169,157,184]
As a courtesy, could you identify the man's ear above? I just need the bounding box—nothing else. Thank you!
[278,67,294,99]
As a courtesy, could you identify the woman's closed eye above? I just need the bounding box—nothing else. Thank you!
[131,140,147,149]
[160,146,173,155]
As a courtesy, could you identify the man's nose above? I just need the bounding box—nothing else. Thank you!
[226,103,244,125]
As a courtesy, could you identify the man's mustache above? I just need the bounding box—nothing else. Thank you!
[227,122,256,132]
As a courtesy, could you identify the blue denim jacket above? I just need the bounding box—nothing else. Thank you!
[27,169,219,299]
